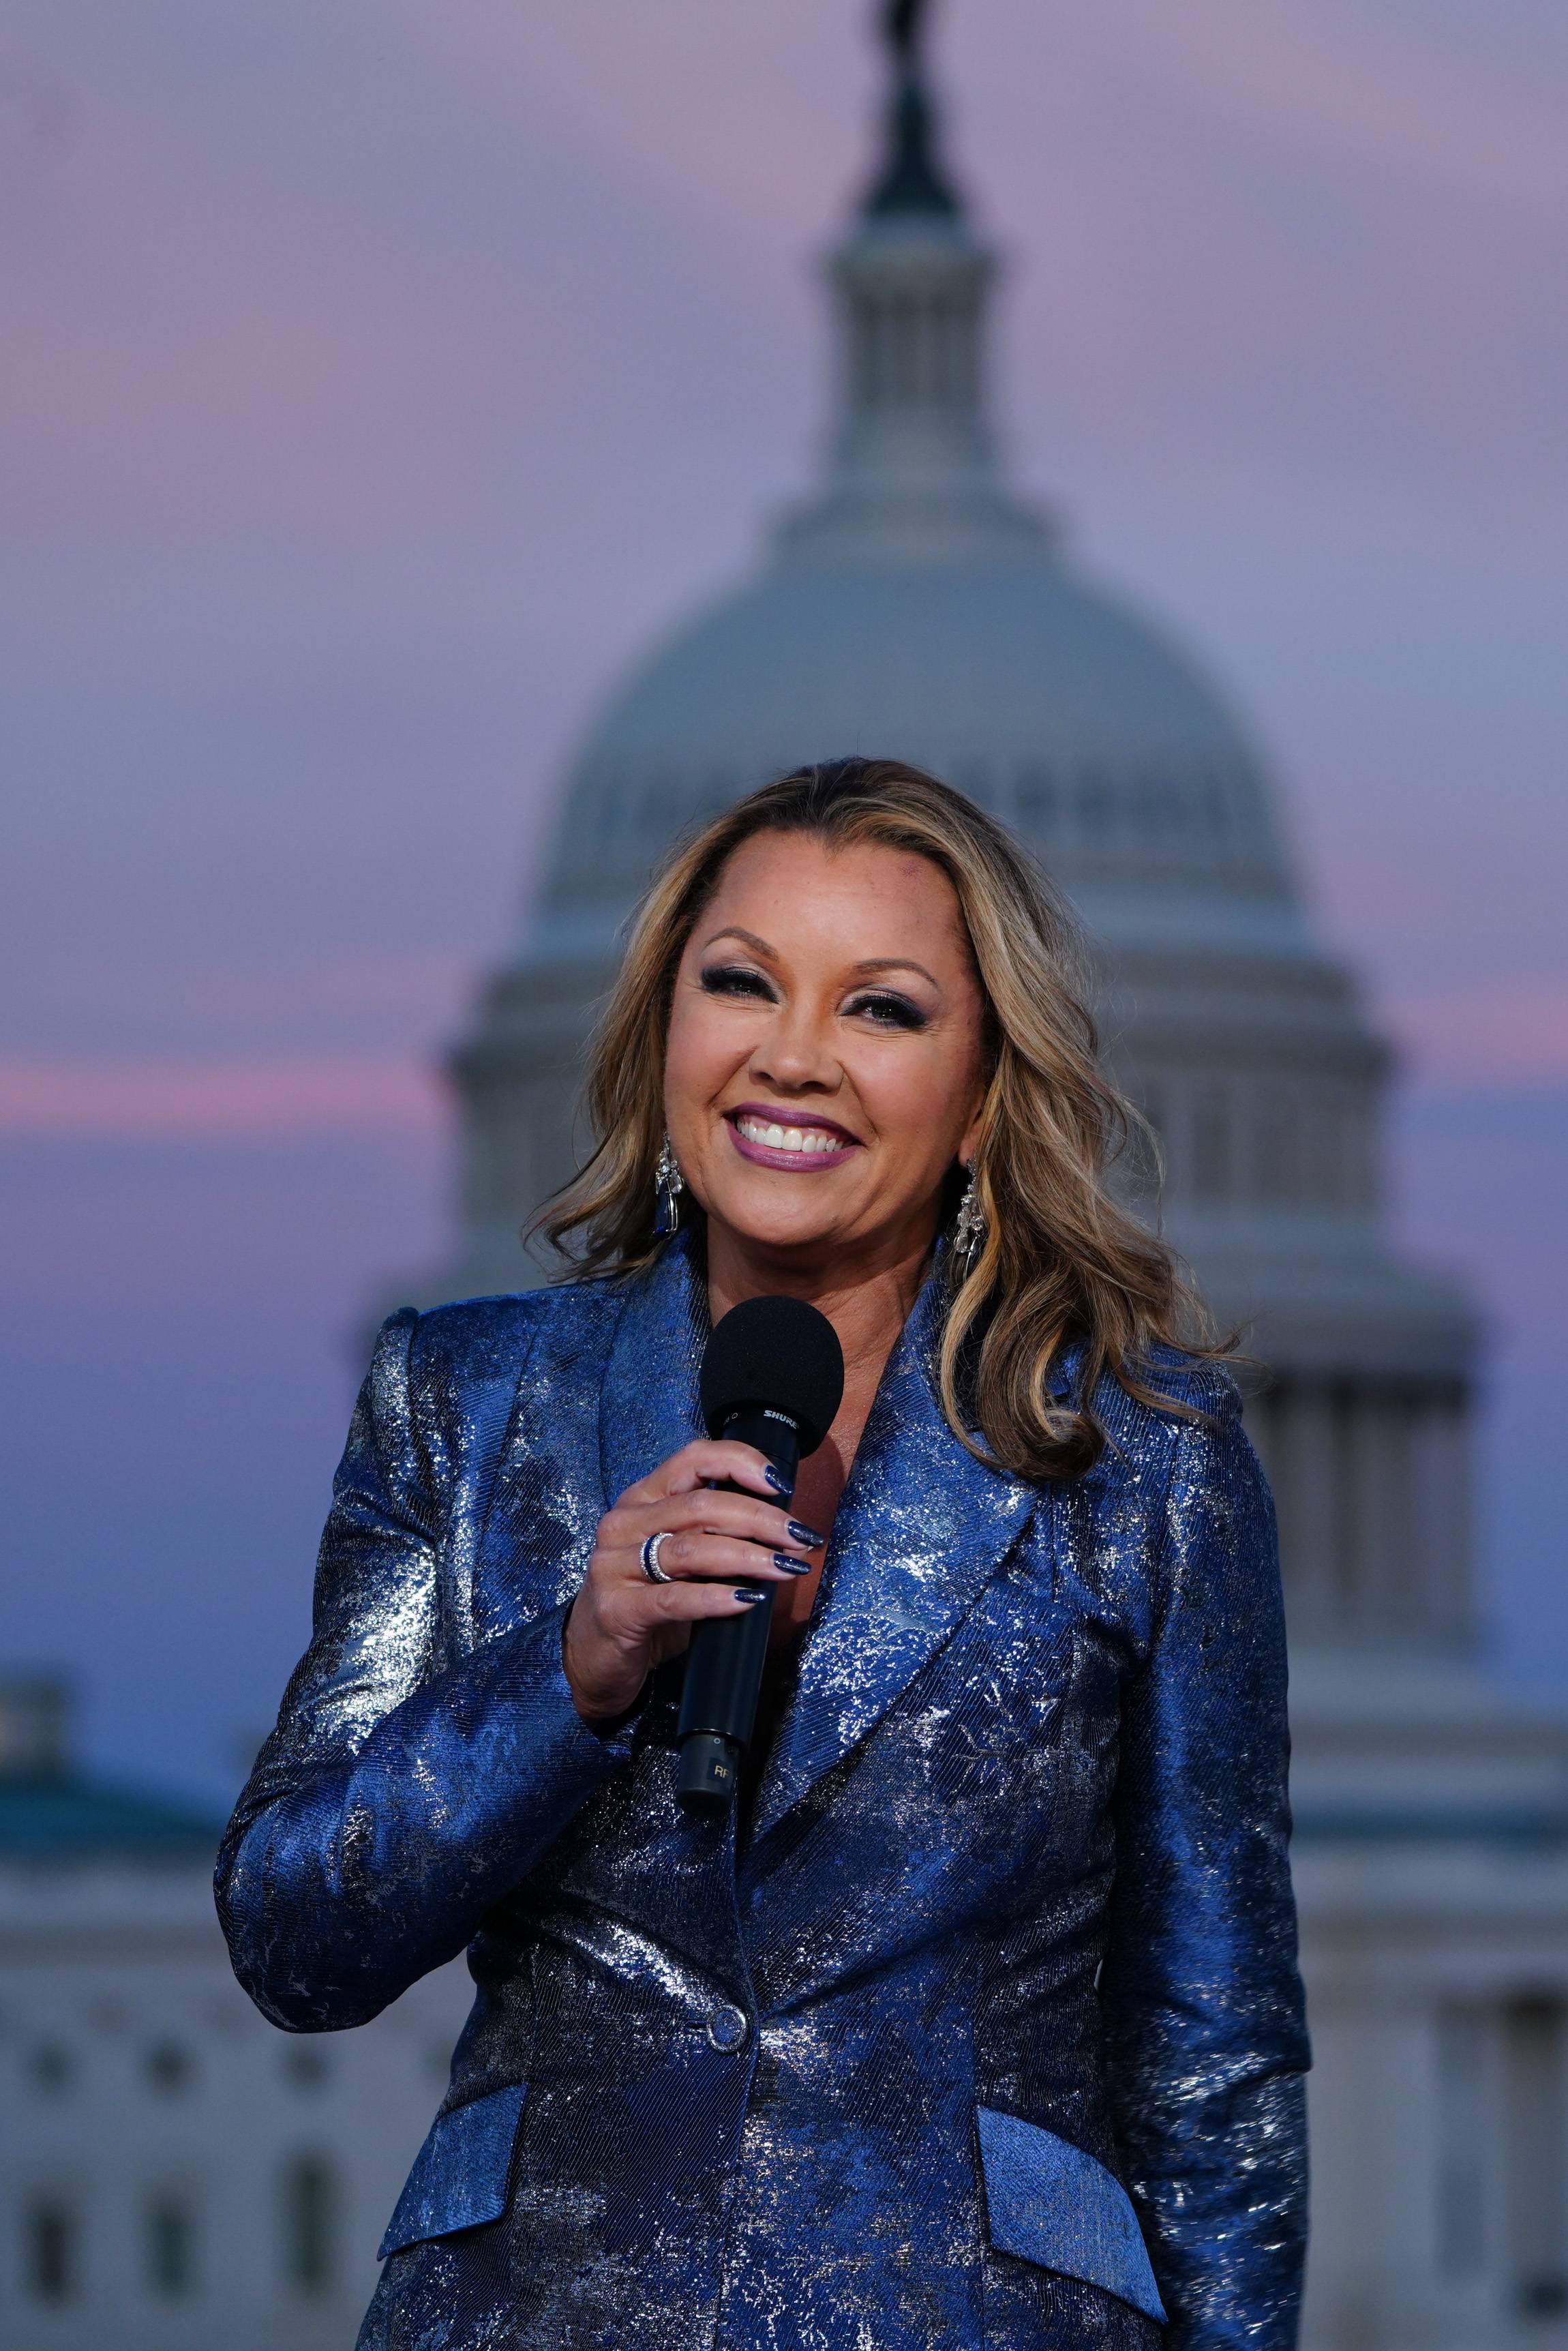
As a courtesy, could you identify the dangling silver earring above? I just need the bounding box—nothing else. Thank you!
[952,1166,986,1277]
[653,1135,684,1239]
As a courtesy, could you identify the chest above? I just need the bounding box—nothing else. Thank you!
[520,1521,1142,2002]
[765,1372,880,1652]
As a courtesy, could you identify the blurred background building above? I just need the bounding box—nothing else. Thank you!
[0,1677,470,2346]
[5,8,1566,2350]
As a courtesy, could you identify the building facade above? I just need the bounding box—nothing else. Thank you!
[0,1679,470,2350]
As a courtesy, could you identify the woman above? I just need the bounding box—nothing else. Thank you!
[218,758,1308,2351]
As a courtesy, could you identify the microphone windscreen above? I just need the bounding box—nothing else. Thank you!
[700,1296,845,1456]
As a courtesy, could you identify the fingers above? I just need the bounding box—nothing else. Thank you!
[567,1443,809,1720]
[597,1576,774,1635]
[584,1445,828,1669]
[603,1485,824,1562]
[637,1529,813,1585]
[620,1440,788,1507]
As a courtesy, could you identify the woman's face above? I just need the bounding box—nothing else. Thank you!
[664,830,988,1272]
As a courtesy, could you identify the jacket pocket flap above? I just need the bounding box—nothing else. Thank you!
[977,2105,1166,2324]
[378,2082,528,2259]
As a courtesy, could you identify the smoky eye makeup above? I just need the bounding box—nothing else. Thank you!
[696,961,933,1026]
[843,988,931,1031]
[699,961,777,1001]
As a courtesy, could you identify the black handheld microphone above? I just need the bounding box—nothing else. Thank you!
[676,1296,844,1820]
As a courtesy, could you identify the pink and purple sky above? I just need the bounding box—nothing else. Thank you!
[3,0,1565,1800]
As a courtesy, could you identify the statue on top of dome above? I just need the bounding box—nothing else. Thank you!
[883,0,930,74]
[866,0,958,218]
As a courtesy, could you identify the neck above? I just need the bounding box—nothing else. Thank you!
[704,1216,935,1398]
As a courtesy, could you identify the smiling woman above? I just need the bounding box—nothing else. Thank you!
[542,757,1213,1488]
[217,758,1308,2351]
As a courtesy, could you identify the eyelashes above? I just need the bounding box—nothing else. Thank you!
[699,963,774,1002]
[697,965,930,1031]
[845,990,928,1031]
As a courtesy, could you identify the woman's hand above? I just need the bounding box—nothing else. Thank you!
[562,1441,825,1722]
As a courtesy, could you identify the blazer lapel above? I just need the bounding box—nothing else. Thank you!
[597,1229,711,1510]
[472,1236,708,1632]
[749,1275,1038,1847]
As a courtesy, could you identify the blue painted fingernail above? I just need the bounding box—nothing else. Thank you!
[787,1520,826,1548]
[762,1464,792,1495]
[773,1553,811,1575]
[734,1586,768,1604]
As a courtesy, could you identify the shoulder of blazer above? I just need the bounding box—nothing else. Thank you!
[361,1283,633,1516]
[1066,1349,1246,1532]
[370,1281,634,1570]
[1091,1347,1242,1445]
[393,1276,630,1398]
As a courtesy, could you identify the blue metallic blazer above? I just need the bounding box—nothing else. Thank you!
[217,1230,1308,2351]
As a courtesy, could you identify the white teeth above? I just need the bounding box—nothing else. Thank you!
[736,1115,844,1154]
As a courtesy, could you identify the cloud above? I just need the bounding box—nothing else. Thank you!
[0,1055,447,1141]
[31,950,480,1055]
[1087,0,1568,222]
[1385,983,1568,1088]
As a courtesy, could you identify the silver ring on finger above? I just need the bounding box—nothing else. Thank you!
[641,1530,676,1585]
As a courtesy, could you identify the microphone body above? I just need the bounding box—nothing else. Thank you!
[675,1296,844,1821]
[674,1403,800,1816]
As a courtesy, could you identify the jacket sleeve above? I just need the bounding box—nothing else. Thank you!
[214,1306,639,2033]
[1100,1379,1310,2351]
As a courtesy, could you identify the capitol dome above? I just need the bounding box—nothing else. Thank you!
[532,61,1304,973]
[439,5,1475,1658]
[537,552,1306,971]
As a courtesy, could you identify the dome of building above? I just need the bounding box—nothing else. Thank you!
[536,550,1306,971]
[532,45,1306,972]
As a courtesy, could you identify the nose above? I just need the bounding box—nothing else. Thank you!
[749,995,838,1096]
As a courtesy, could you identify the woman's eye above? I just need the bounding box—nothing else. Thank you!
[846,991,928,1031]
[699,963,775,1002]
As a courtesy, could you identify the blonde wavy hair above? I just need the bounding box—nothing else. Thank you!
[535,757,1218,1480]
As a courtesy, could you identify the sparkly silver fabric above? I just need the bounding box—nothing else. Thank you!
[217,1229,1308,2349]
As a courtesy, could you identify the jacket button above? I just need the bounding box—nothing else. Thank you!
[706,2006,749,2052]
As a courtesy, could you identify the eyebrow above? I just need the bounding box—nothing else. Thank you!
[847,955,942,989]
[699,928,942,990]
